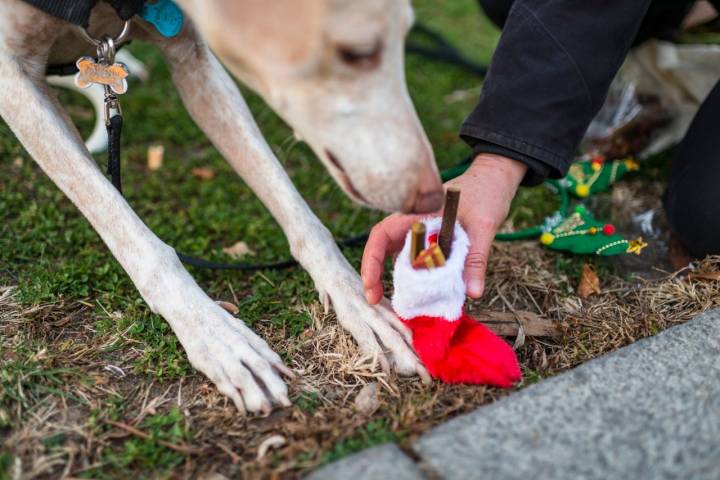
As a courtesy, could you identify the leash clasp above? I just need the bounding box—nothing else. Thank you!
[104,93,122,125]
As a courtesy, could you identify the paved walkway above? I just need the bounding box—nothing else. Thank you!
[308,309,720,480]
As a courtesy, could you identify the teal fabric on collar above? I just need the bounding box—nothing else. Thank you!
[140,0,184,38]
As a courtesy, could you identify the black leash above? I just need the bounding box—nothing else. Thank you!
[406,23,489,76]
[107,114,123,192]
[100,21,487,272]
[175,234,369,271]
[105,103,372,271]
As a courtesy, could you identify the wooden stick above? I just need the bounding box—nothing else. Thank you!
[438,187,461,258]
[474,311,560,338]
[410,222,426,261]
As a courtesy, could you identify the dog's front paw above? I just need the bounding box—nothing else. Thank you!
[171,302,293,414]
[319,274,431,383]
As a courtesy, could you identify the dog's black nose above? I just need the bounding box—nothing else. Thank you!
[407,190,444,213]
[402,164,444,213]
[403,189,443,213]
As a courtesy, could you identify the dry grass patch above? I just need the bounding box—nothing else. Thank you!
[3,249,720,478]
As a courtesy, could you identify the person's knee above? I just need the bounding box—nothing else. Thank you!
[476,0,513,28]
[664,185,720,258]
[663,80,720,259]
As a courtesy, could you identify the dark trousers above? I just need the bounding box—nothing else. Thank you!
[478,0,720,257]
[664,81,720,258]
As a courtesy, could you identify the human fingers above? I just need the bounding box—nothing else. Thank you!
[361,214,422,304]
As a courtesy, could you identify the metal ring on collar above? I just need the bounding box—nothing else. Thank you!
[97,36,117,63]
[79,20,131,47]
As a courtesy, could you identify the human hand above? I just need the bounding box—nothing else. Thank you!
[361,153,527,304]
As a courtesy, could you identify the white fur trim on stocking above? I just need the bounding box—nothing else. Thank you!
[391,217,469,321]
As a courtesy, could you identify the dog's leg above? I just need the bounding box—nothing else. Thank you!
[46,76,108,153]
[155,28,429,381]
[0,53,290,414]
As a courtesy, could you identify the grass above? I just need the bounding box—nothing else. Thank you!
[323,419,401,464]
[2,1,720,479]
[1,340,88,411]
[0,0,496,383]
[295,391,322,415]
[98,408,192,475]
[0,0,494,472]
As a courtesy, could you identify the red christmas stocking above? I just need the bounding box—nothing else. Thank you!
[392,218,521,388]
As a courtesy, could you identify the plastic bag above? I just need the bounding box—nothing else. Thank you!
[583,39,720,159]
[582,80,671,158]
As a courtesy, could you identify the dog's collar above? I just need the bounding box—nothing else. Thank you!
[23,0,145,28]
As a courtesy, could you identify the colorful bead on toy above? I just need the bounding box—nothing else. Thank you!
[539,205,647,256]
[563,155,639,199]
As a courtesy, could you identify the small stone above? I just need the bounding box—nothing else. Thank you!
[222,241,255,259]
[198,474,229,480]
[354,382,380,415]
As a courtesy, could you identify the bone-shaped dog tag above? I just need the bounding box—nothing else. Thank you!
[74,56,129,95]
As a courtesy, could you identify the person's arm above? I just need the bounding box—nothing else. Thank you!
[362,1,653,305]
[362,153,526,303]
[462,0,652,185]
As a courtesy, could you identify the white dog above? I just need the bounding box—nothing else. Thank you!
[0,0,443,414]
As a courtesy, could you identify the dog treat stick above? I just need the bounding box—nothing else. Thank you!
[412,244,446,270]
[410,222,426,261]
[438,187,461,258]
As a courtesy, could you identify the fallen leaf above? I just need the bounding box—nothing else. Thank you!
[91,373,109,385]
[354,382,380,415]
[147,145,164,171]
[223,241,255,259]
[440,131,457,143]
[257,435,286,460]
[577,264,601,298]
[192,166,216,180]
[216,301,239,315]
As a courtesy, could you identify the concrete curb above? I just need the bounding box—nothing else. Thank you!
[308,309,720,480]
[307,444,426,480]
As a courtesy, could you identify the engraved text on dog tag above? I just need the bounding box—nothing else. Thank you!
[74,56,129,95]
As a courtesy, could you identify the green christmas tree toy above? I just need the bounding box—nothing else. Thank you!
[443,152,647,257]
[539,204,647,256]
[562,154,639,199]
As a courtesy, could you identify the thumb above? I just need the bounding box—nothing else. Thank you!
[463,221,494,298]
